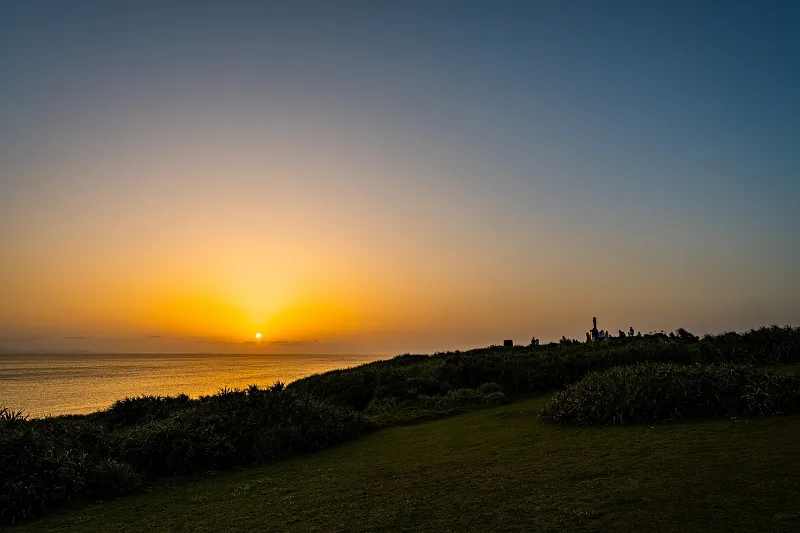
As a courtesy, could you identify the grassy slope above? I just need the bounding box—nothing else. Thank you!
[14,396,800,533]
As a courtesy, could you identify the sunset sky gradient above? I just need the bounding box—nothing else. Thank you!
[1,1,799,354]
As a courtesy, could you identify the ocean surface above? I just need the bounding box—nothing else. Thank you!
[0,353,390,418]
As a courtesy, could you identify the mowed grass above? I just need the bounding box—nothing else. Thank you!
[13,396,800,533]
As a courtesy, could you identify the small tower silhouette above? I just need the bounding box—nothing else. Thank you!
[591,317,599,341]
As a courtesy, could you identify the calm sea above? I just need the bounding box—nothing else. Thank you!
[0,353,390,418]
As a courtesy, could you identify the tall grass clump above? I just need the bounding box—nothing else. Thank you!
[539,363,800,426]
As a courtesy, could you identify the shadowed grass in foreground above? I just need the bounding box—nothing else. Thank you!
[14,396,800,533]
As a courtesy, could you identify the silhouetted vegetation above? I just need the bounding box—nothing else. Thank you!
[540,363,800,426]
[2,325,799,525]
[289,326,800,412]
[100,393,193,429]
[0,384,365,525]
[364,386,508,424]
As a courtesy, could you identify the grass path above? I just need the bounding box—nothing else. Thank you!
[14,396,800,532]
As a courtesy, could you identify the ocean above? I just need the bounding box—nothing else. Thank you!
[0,353,390,418]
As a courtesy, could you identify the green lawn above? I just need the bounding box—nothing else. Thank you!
[772,364,800,376]
[14,396,800,533]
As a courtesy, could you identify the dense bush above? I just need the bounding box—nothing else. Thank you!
[0,384,365,525]
[539,363,800,426]
[289,326,800,411]
[0,417,141,524]
[99,394,192,428]
[288,341,689,411]
[416,388,509,410]
[699,326,800,365]
[115,384,365,476]
[364,387,508,416]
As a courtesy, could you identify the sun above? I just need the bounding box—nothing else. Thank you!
[255,332,262,340]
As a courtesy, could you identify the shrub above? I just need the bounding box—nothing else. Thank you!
[115,384,366,476]
[699,326,800,365]
[289,326,800,412]
[0,384,365,525]
[539,363,800,426]
[100,394,192,428]
[0,418,138,525]
[416,389,509,410]
[363,388,508,417]
[477,382,502,394]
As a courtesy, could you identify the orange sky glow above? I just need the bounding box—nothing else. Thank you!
[2,3,798,355]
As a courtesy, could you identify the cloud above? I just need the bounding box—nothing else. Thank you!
[0,335,50,341]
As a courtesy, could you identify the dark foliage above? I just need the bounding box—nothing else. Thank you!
[0,384,365,525]
[539,363,800,426]
[0,407,27,429]
[289,326,800,411]
[98,394,192,428]
[0,417,141,525]
[115,384,365,476]
[699,325,800,364]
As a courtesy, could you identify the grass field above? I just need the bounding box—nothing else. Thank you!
[14,395,800,533]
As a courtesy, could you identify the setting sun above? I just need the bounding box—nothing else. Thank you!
[255,333,262,340]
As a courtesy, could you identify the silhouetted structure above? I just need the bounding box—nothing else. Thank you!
[530,337,540,347]
[590,316,599,341]
[503,339,513,347]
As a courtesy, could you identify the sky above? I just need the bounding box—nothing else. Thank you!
[1,1,799,354]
